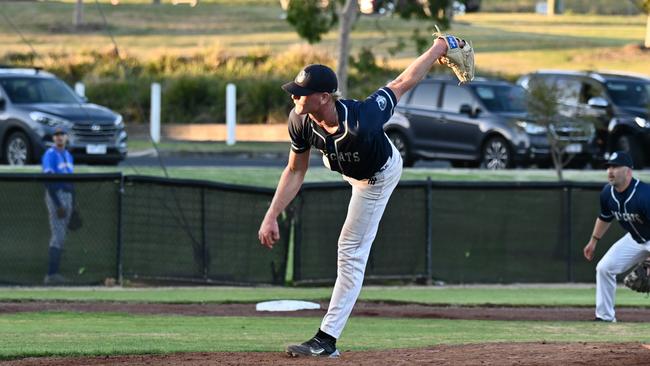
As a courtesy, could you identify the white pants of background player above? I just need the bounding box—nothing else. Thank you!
[596,232,650,321]
[320,142,403,338]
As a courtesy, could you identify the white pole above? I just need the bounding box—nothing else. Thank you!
[150,82,161,143]
[74,82,85,97]
[226,83,236,146]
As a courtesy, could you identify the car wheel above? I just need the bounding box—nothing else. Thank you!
[614,134,645,169]
[4,131,32,166]
[481,136,512,170]
[387,131,415,167]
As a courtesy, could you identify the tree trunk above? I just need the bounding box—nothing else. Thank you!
[336,0,358,98]
[646,14,650,49]
[74,0,83,29]
[548,132,564,181]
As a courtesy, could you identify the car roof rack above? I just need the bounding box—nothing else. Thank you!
[530,69,650,82]
[0,66,52,76]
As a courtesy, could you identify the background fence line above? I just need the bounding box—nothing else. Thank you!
[0,173,620,286]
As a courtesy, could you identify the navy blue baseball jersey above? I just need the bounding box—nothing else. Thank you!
[599,178,650,243]
[288,87,396,180]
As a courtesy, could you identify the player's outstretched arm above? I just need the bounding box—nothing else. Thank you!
[386,38,449,102]
[583,218,612,261]
[258,150,310,249]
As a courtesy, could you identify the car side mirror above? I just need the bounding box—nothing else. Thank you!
[587,96,609,109]
[459,104,474,116]
[460,104,479,117]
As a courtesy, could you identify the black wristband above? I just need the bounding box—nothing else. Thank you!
[592,235,601,241]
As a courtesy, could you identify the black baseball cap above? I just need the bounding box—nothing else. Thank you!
[605,151,633,169]
[282,64,338,96]
[53,127,67,135]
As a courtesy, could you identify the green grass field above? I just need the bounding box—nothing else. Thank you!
[0,287,649,360]
[1,3,650,362]
[0,164,646,187]
[0,2,648,77]
[2,313,650,359]
[3,162,650,187]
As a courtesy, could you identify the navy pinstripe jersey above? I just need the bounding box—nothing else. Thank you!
[599,178,650,243]
[287,87,397,180]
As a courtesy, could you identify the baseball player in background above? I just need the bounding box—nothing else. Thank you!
[42,127,74,285]
[583,151,650,322]
[258,35,470,357]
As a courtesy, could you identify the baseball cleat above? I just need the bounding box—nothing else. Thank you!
[286,336,340,358]
[593,317,617,323]
[43,274,67,286]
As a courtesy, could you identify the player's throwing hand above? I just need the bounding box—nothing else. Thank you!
[258,216,280,249]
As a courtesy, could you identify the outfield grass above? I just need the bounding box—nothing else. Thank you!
[0,312,649,359]
[1,286,650,307]
[3,164,650,188]
[0,2,648,77]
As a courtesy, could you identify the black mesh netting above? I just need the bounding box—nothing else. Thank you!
[0,174,120,285]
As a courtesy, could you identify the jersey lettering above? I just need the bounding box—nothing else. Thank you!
[612,211,644,224]
[328,151,360,162]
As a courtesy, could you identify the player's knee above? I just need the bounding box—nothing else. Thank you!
[596,260,614,274]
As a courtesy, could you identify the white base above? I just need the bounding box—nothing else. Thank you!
[255,300,320,312]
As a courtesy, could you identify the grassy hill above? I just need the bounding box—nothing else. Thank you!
[0,1,648,79]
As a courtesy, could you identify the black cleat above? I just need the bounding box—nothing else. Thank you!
[593,317,617,323]
[286,336,341,358]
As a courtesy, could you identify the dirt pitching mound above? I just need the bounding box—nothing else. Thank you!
[2,300,650,322]
[3,343,650,366]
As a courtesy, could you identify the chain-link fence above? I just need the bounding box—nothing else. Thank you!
[0,174,617,286]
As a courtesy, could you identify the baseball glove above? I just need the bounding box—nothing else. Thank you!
[67,207,83,231]
[623,260,650,294]
[433,25,475,85]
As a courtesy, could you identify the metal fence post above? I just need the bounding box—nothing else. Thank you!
[201,187,208,280]
[116,174,125,285]
[564,184,574,282]
[292,195,303,283]
[425,177,433,284]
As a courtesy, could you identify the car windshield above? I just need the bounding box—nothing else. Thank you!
[0,77,80,104]
[605,80,650,108]
[472,84,526,112]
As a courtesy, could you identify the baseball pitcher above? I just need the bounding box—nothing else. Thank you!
[258,32,474,357]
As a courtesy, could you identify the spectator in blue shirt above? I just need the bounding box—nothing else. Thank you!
[42,127,74,285]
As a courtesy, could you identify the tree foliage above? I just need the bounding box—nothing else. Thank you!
[525,80,595,180]
[284,0,451,45]
[631,0,650,13]
[286,0,339,44]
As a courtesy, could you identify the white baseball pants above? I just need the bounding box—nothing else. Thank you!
[595,233,650,321]
[320,143,403,339]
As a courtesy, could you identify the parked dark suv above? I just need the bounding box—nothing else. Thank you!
[0,67,127,165]
[383,76,595,168]
[517,70,650,168]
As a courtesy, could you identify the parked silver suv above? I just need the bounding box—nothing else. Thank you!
[0,67,127,165]
[383,76,596,168]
